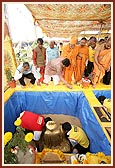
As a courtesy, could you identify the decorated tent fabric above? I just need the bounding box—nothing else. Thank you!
[25,3,111,38]
[4,36,17,90]
[4,21,17,91]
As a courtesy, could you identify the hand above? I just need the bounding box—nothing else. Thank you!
[77,53,82,58]
[67,84,72,89]
[107,66,110,72]
[98,64,102,71]
[21,67,25,73]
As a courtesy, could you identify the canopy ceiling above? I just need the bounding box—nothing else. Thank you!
[25,3,111,38]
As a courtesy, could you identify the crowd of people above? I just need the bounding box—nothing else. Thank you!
[14,35,111,89]
[13,35,111,155]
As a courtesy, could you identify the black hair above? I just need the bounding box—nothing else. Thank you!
[89,36,97,43]
[105,36,108,39]
[99,39,105,43]
[106,36,111,42]
[81,37,87,41]
[44,117,52,124]
[62,122,72,132]
[84,70,89,78]
[23,62,29,67]
[97,96,106,105]
[62,58,70,67]
[89,36,95,40]
[37,38,44,45]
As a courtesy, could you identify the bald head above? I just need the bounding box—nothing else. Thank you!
[49,41,55,49]
[104,36,111,49]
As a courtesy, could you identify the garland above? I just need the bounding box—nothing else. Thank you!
[40,148,67,163]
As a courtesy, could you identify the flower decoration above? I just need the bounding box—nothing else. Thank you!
[41,148,66,162]
[25,133,34,142]
[4,118,35,164]
[4,132,12,146]
[73,159,79,164]
[14,118,22,126]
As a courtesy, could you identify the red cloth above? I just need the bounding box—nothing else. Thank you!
[32,50,37,66]
[38,66,45,83]
[20,111,45,131]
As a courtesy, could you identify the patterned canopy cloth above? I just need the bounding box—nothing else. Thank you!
[25,4,111,38]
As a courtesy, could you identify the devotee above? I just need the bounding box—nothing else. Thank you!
[98,39,105,45]
[84,37,97,77]
[19,111,52,141]
[97,96,111,114]
[91,36,111,88]
[97,95,111,121]
[74,37,89,85]
[14,62,36,88]
[97,38,111,85]
[32,38,46,86]
[43,57,72,89]
[87,36,97,47]
[61,36,79,84]
[104,36,109,42]
[62,122,90,154]
[46,40,59,65]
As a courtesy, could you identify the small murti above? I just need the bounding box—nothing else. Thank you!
[38,121,72,153]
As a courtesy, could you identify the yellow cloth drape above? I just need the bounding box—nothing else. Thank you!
[4,35,17,90]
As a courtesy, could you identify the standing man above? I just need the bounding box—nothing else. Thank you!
[84,37,97,77]
[61,36,79,84]
[74,37,89,84]
[32,38,46,86]
[46,40,59,65]
[92,36,111,88]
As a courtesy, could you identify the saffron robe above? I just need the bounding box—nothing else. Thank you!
[74,45,89,82]
[92,49,111,85]
[61,44,78,84]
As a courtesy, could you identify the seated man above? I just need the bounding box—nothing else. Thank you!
[14,62,36,88]
[62,122,90,154]
[43,57,72,89]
